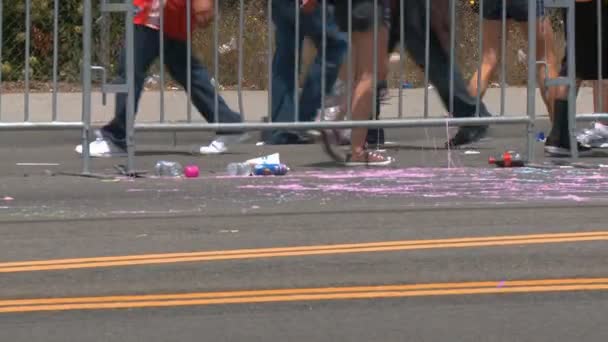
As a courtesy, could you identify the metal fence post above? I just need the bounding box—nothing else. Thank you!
[125,1,136,173]
[24,0,31,122]
[526,0,538,162]
[81,0,93,174]
[566,0,578,158]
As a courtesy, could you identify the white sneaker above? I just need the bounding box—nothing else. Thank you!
[75,137,127,158]
[198,133,249,155]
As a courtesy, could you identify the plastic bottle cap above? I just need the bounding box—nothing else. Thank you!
[184,165,200,178]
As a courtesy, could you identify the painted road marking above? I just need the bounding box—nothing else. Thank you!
[1,278,607,313]
[1,231,607,273]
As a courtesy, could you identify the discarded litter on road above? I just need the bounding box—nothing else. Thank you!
[489,151,525,168]
[253,164,289,176]
[184,165,200,178]
[154,161,184,177]
[536,132,546,142]
[226,153,289,176]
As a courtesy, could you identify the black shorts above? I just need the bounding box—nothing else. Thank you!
[560,2,608,80]
[333,0,392,33]
[483,0,545,22]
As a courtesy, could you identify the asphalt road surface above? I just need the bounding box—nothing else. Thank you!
[1,126,608,341]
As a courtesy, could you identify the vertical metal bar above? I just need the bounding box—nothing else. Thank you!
[500,0,506,116]
[475,0,484,117]
[125,0,136,172]
[81,0,92,174]
[24,0,31,121]
[101,0,109,106]
[213,0,219,125]
[346,0,353,120]
[159,0,165,122]
[398,0,405,118]
[237,0,245,118]
[566,2,577,158]
[52,0,59,121]
[294,0,300,123]
[186,0,192,122]
[0,0,3,120]
[449,0,456,115]
[372,0,378,122]
[267,0,273,123]
[598,0,604,112]
[526,0,538,162]
[320,0,327,122]
[424,0,430,118]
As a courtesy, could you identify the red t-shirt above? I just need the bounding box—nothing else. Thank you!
[134,0,196,41]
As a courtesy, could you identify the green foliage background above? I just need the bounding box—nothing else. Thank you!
[1,1,564,89]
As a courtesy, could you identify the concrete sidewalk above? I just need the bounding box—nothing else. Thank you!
[0,87,599,123]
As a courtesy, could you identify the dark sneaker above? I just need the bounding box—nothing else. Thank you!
[99,128,127,150]
[446,125,488,148]
[265,131,315,145]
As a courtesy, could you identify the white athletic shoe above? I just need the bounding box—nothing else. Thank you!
[75,134,127,158]
[198,133,249,155]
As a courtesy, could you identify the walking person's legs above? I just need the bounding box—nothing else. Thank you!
[266,1,315,145]
[573,1,608,148]
[299,5,347,122]
[397,0,492,147]
[76,25,160,157]
[467,19,501,100]
[331,0,392,164]
[164,37,247,154]
[508,0,560,120]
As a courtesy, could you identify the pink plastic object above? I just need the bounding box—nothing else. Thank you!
[184,165,200,178]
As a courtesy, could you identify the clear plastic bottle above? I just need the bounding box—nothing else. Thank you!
[154,161,184,177]
[226,162,253,176]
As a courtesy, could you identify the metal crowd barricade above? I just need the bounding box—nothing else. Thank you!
[122,0,538,174]
[4,0,604,175]
[0,0,85,131]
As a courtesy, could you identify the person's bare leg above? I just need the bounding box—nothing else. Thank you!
[468,19,501,99]
[521,18,559,121]
[349,28,388,160]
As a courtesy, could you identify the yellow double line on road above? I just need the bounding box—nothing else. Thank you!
[1,231,608,273]
[2,278,608,313]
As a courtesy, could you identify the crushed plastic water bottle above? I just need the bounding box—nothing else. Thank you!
[154,161,183,177]
[226,162,253,176]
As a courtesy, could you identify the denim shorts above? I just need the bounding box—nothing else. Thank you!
[483,0,545,21]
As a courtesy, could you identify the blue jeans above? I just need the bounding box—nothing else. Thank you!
[105,25,242,140]
[271,1,347,128]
